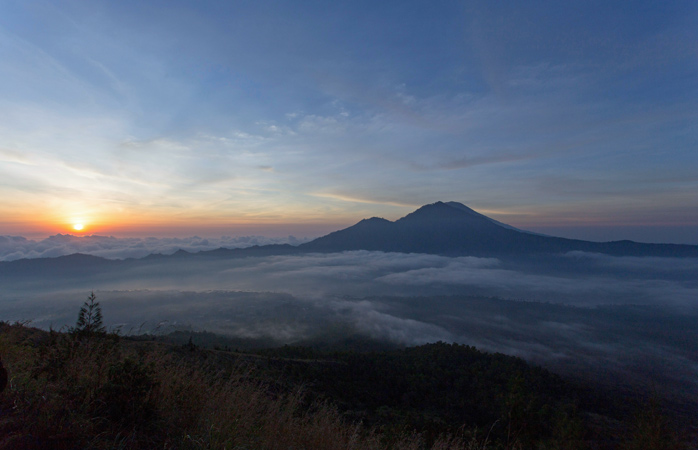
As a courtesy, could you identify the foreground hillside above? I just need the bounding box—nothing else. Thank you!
[0,321,690,449]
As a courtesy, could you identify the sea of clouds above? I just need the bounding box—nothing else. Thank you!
[0,234,309,261]
[2,248,697,401]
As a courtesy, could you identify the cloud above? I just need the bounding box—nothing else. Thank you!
[564,251,698,273]
[4,248,696,309]
[1,2,696,239]
[373,254,698,306]
[2,249,698,400]
[0,234,308,261]
[5,285,696,401]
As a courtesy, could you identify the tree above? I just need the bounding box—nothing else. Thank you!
[74,292,106,336]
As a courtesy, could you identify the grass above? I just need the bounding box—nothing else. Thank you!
[0,322,494,450]
[1,320,690,449]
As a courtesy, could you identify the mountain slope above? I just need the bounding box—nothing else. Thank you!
[300,201,698,257]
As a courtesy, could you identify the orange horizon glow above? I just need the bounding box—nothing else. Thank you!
[2,218,352,240]
[3,203,696,241]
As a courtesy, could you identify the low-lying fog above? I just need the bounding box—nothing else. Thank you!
[0,234,308,261]
[2,250,697,403]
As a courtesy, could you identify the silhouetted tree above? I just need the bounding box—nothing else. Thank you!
[74,292,106,336]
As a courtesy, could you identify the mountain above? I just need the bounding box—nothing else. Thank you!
[299,201,698,257]
[2,203,697,279]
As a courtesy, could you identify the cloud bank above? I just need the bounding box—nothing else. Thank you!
[2,249,697,401]
[3,250,697,309]
[0,234,308,261]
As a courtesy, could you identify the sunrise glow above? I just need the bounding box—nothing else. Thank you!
[0,1,695,244]
[73,224,84,231]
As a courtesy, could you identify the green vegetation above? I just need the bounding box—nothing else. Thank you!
[0,294,692,449]
[72,291,106,336]
[1,321,387,449]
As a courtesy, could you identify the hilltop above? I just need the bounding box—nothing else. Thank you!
[0,320,692,449]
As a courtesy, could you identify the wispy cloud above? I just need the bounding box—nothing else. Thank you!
[0,1,695,239]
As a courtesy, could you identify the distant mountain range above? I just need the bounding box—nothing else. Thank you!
[1,202,697,276]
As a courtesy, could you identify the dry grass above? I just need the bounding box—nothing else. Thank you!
[0,322,493,450]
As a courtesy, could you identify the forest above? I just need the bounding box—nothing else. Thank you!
[0,295,691,449]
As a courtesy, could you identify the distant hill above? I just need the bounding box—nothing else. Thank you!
[299,201,698,257]
[0,253,124,278]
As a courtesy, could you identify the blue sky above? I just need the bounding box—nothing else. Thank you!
[0,1,696,242]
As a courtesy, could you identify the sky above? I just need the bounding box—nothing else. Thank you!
[0,1,696,243]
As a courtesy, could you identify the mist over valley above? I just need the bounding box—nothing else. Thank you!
[2,203,697,413]
[3,3,697,445]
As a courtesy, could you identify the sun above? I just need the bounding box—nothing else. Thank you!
[73,223,84,231]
